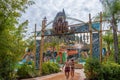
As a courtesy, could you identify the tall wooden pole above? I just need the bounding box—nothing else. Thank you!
[39,17,46,75]
[100,12,102,63]
[89,14,92,58]
[112,14,119,63]
[34,24,36,66]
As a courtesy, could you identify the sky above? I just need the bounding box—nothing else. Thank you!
[19,0,103,36]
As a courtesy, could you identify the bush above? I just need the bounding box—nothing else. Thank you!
[84,58,102,80]
[42,62,50,75]
[84,58,120,80]
[17,61,37,79]
[0,54,18,80]
[42,62,60,75]
[102,62,120,80]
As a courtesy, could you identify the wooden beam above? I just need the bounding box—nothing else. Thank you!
[39,17,46,75]
[99,12,102,63]
[34,24,36,67]
[89,13,92,58]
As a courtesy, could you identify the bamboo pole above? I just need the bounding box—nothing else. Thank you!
[100,12,102,63]
[89,14,92,58]
[39,17,47,75]
[34,24,36,67]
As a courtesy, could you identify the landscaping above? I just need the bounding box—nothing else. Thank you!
[0,0,120,80]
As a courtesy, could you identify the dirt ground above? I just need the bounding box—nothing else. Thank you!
[21,69,86,80]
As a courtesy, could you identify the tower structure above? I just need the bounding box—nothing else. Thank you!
[52,9,69,34]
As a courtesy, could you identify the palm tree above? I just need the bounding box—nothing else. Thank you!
[44,36,61,62]
[100,0,120,63]
[103,31,113,55]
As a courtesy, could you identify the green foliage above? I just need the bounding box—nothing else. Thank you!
[84,58,102,80]
[84,58,120,80]
[102,62,120,80]
[42,62,60,75]
[17,62,37,79]
[103,31,113,45]
[0,0,34,79]
[100,0,120,63]
[42,62,50,75]
[101,0,120,15]
[0,53,18,80]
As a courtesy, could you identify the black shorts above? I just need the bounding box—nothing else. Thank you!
[65,67,70,72]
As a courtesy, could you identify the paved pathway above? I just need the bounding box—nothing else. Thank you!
[21,69,86,80]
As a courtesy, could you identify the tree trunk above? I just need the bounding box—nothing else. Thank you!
[112,14,119,63]
[52,47,55,62]
[107,43,110,55]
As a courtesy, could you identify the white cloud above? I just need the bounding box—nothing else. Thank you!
[19,0,102,35]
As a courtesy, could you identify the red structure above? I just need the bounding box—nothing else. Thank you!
[67,49,78,56]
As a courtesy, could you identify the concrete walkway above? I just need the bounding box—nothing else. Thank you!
[21,69,86,80]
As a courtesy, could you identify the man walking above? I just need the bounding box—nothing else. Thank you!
[62,59,70,80]
[70,59,75,80]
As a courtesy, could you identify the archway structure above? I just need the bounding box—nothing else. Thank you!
[36,10,102,74]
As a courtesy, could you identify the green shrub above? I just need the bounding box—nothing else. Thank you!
[17,61,37,79]
[42,62,50,75]
[84,58,102,80]
[51,62,60,73]
[102,62,120,80]
[0,54,18,80]
[42,62,60,75]
[84,58,120,80]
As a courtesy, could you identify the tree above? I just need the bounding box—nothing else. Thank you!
[102,30,113,55]
[100,0,120,63]
[44,36,61,62]
[0,0,34,79]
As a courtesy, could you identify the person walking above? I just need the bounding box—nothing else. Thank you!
[70,59,75,80]
[22,48,34,64]
[62,59,70,80]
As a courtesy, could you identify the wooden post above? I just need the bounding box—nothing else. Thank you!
[34,24,36,66]
[100,12,102,63]
[39,17,47,75]
[89,14,92,58]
